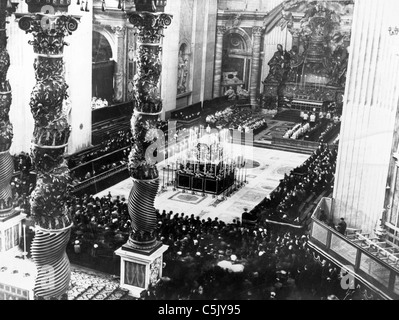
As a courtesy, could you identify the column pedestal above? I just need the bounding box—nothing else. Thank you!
[115,244,168,298]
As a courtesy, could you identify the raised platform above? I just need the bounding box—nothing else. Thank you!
[95,145,309,224]
[176,170,235,195]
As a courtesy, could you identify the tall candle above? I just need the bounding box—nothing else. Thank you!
[23,224,26,259]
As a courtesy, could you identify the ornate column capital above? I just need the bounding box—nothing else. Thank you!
[17,14,80,55]
[127,12,172,44]
[252,26,265,37]
[216,25,227,36]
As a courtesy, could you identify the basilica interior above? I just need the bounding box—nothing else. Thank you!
[0,0,399,302]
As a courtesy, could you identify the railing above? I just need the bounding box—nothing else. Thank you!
[385,222,399,247]
[72,164,128,193]
[69,146,130,172]
[309,197,399,300]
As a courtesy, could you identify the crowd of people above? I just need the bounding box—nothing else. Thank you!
[251,143,337,225]
[283,122,311,139]
[91,97,109,110]
[57,191,353,300]
[67,130,132,169]
[144,210,364,300]
[70,158,129,186]
[282,112,340,143]
[318,121,341,143]
[206,106,268,133]
[11,152,35,215]
[8,137,375,300]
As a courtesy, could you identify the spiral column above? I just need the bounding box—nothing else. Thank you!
[16,2,79,300]
[124,11,172,250]
[0,1,17,220]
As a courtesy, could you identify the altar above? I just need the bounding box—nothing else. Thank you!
[171,126,243,195]
[262,2,351,112]
[176,169,235,195]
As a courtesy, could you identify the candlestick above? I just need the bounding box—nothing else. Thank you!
[23,224,26,259]
[162,167,165,189]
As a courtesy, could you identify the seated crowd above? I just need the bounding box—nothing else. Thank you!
[12,137,373,300]
[251,143,338,225]
[318,121,341,144]
[11,152,35,215]
[70,157,129,186]
[61,192,352,300]
[67,130,132,169]
[91,97,109,110]
[206,106,267,133]
[283,115,339,143]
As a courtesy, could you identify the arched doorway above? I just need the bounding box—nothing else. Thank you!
[92,31,115,104]
[221,29,252,95]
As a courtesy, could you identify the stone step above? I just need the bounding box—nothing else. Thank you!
[90,284,119,300]
[75,285,106,300]
[254,142,315,155]
[105,288,132,300]
[68,284,93,300]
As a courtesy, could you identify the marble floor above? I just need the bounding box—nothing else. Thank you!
[96,146,309,224]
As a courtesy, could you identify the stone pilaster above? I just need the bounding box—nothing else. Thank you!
[213,25,226,98]
[111,25,126,102]
[250,26,264,107]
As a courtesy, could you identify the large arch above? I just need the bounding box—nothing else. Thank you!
[92,25,117,59]
[224,27,252,53]
[221,27,253,94]
[92,30,115,103]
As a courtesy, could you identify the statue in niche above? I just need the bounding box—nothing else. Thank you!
[177,47,189,95]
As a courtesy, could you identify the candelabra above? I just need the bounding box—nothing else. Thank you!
[16,0,80,300]
[125,4,172,250]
